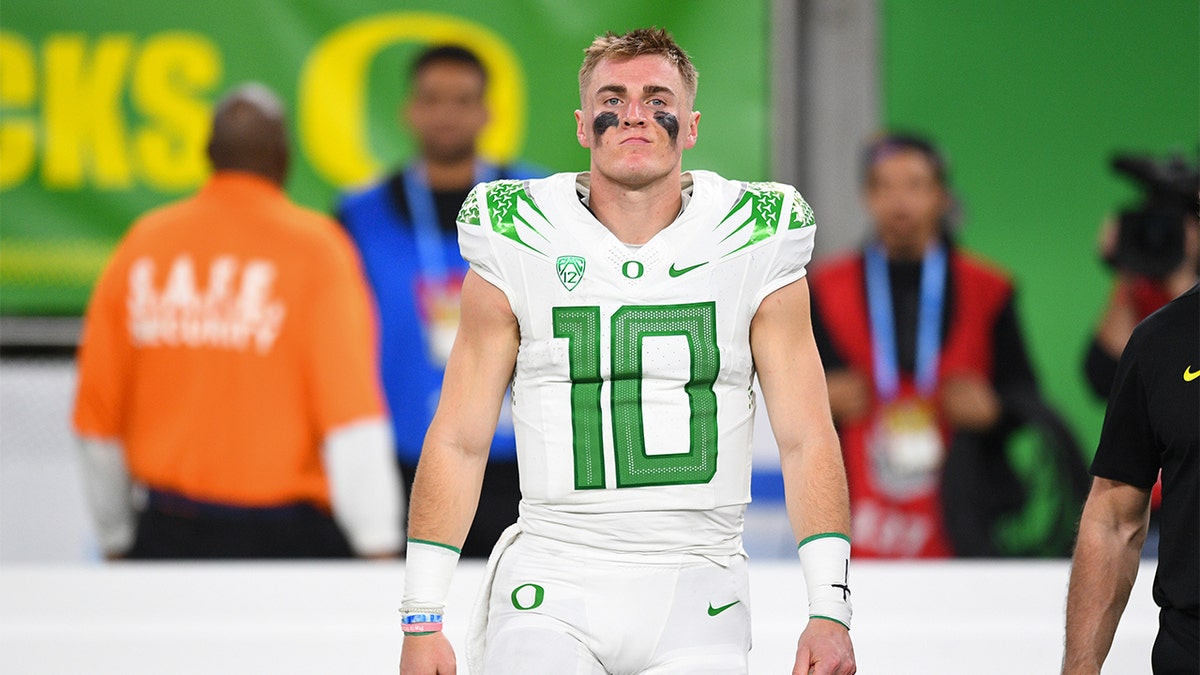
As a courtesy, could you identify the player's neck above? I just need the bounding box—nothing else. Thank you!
[422,155,478,191]
[588,172,684,245]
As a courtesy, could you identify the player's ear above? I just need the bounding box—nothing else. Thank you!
[682,110,700,150]
[575,109,591,149]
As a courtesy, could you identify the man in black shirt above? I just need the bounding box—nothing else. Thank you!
[1064,284,1199,674]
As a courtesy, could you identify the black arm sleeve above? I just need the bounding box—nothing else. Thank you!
[808,285,847,371]
[1083,336,1120,401]
[991,289,1039,400]
[988,289,1044,438]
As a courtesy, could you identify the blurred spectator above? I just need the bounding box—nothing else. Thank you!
[335,45,542,557]
[72,84,402,560]
[1081,165,1198,558]
[1064,283,1198,673]
[1083,215,1198,400]
[808,133,1042,558]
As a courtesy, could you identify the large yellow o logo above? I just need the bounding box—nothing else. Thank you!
[298,12,525,188]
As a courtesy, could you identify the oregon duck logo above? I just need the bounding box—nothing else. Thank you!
[299,12,526,187]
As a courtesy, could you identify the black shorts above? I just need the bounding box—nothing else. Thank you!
[1153,608,1200,675]
[127,490,353,559]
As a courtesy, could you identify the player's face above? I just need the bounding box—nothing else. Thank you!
[575,55,699,189]
[405,61,489,164]
[865,150,949,259]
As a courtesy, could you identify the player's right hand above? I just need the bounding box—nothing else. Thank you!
[399,632,456,675]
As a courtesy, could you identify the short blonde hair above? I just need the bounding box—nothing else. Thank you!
[578,27,698,106]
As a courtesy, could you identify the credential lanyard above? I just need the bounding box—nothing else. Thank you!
[864,242,947,401]
[404,161,499,280]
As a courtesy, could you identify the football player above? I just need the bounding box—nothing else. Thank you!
[399,27,856,675]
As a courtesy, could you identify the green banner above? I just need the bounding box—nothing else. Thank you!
[0,1,769,315]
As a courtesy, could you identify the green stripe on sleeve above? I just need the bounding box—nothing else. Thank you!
[408,538,462,554]
[809,615,850,630]
[797,532,851,549]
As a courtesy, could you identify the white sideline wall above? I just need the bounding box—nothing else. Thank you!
[0,560,1160,674]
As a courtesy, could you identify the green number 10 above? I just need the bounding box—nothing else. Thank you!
[552,302,720,490]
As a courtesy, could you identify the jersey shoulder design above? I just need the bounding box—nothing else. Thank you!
[457,176,564,297]
[715,180,792,252]
[689,172,817,305]
[458,178,555,256]
[459,172,815,274]
[691,172,815,261]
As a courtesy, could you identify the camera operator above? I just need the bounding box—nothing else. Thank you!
[1082,154,1198,560]
[1084,154,1199,401]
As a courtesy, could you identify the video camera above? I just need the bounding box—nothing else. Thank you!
[1108,153,1200,279]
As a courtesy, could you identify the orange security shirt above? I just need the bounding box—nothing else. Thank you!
[73,172,386,509]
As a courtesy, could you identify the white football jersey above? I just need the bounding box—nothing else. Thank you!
[457,170,816,556]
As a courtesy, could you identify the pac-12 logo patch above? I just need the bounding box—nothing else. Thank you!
[556,255,586,291]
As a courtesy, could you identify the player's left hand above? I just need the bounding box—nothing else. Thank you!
[793,618,855,675]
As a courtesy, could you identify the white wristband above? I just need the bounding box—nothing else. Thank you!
[797,533,852,629]
[401,539,461,617]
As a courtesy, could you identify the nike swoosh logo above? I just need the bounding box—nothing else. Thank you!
[1185,366,1200,382]
[707,600,740,616]
[668,261,708,277]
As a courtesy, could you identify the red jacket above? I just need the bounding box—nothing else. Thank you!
[810,249,1013,557]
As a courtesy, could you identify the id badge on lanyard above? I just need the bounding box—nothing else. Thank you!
[406,162,498,366]
[865,243,948,496]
